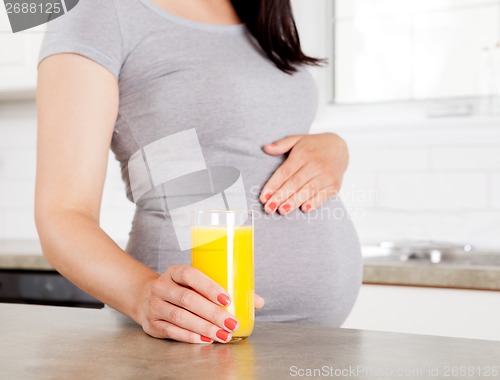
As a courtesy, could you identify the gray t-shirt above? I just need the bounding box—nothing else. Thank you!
[38,0,362,327]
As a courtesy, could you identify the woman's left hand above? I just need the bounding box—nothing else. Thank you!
[254,293,265,310]
[259,133,349,214]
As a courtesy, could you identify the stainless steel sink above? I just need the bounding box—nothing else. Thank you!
[363,240,500,268]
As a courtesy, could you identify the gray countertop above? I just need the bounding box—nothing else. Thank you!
[0,254,53,271]
[1,240,500,291]
[362,260,500,291]
[1,303,499,380]
[0,240,52,270]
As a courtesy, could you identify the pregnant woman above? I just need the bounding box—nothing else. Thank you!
[36,0,362,344]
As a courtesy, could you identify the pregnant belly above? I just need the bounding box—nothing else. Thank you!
[253,196,363,327]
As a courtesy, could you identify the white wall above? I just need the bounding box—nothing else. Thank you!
[0,100,134,246]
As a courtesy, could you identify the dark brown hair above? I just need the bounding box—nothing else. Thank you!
[230,0,324,74]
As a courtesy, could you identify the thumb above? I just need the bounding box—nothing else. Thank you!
[254,293,265,310]
[262,135,303,155]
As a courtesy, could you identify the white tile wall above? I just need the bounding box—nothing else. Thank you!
[0,210,38,240]
[0,179,35,209]
[350,209,500,249]
[491,172,500,209]
[340,173,379,212]
[430,145,500,170]
[0,101,134,246]
[378,172,488,210]
[335,121,500,249]
[348,147,429,172]
[0,148,36,178]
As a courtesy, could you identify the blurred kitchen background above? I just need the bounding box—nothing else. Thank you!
[1,1,499,340]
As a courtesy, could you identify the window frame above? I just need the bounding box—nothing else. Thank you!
[292,0,500,129]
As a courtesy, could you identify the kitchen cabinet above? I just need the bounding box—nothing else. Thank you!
[0,6,45,96]
[343,284,500,341]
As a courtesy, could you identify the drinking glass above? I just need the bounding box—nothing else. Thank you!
[191,210,254,341]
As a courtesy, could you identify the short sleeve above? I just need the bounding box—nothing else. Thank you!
[38,0,123,79]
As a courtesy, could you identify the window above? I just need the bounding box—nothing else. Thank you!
[332,0,500,106]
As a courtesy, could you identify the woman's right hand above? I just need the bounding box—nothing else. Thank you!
[138,264,239,344]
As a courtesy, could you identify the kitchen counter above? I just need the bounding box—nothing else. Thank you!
[0,240,52,271]
[0,254,53,271]
[1,303,500,379]
[2,240,500,291]
[361,243,500,291]
[362,261,500,291]
[0,240,122,271]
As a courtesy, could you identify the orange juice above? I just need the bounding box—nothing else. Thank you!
[191,225,254,338]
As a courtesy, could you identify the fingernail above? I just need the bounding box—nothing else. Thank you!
[282,204,291,213]
[224,318,238,331]
[217,293,230,306]
[200,335,213,343]
[216,329,230,342]
[268,202,277,212]
[303,204,311,212]
[269,142,277,147]
[263,193,272,202]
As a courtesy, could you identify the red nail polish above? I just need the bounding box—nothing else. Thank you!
[216,329,229,341]
[303,204,311,212]
[263,193,272,202]
[268,202,277,211]
[282,204,291,213]
[200,335,213,343]
[224,318,238,331]
[217,294,230,306]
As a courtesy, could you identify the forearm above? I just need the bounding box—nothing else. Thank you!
[36,208,159,324]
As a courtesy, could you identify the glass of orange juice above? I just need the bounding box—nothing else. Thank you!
[191,210,254,341]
